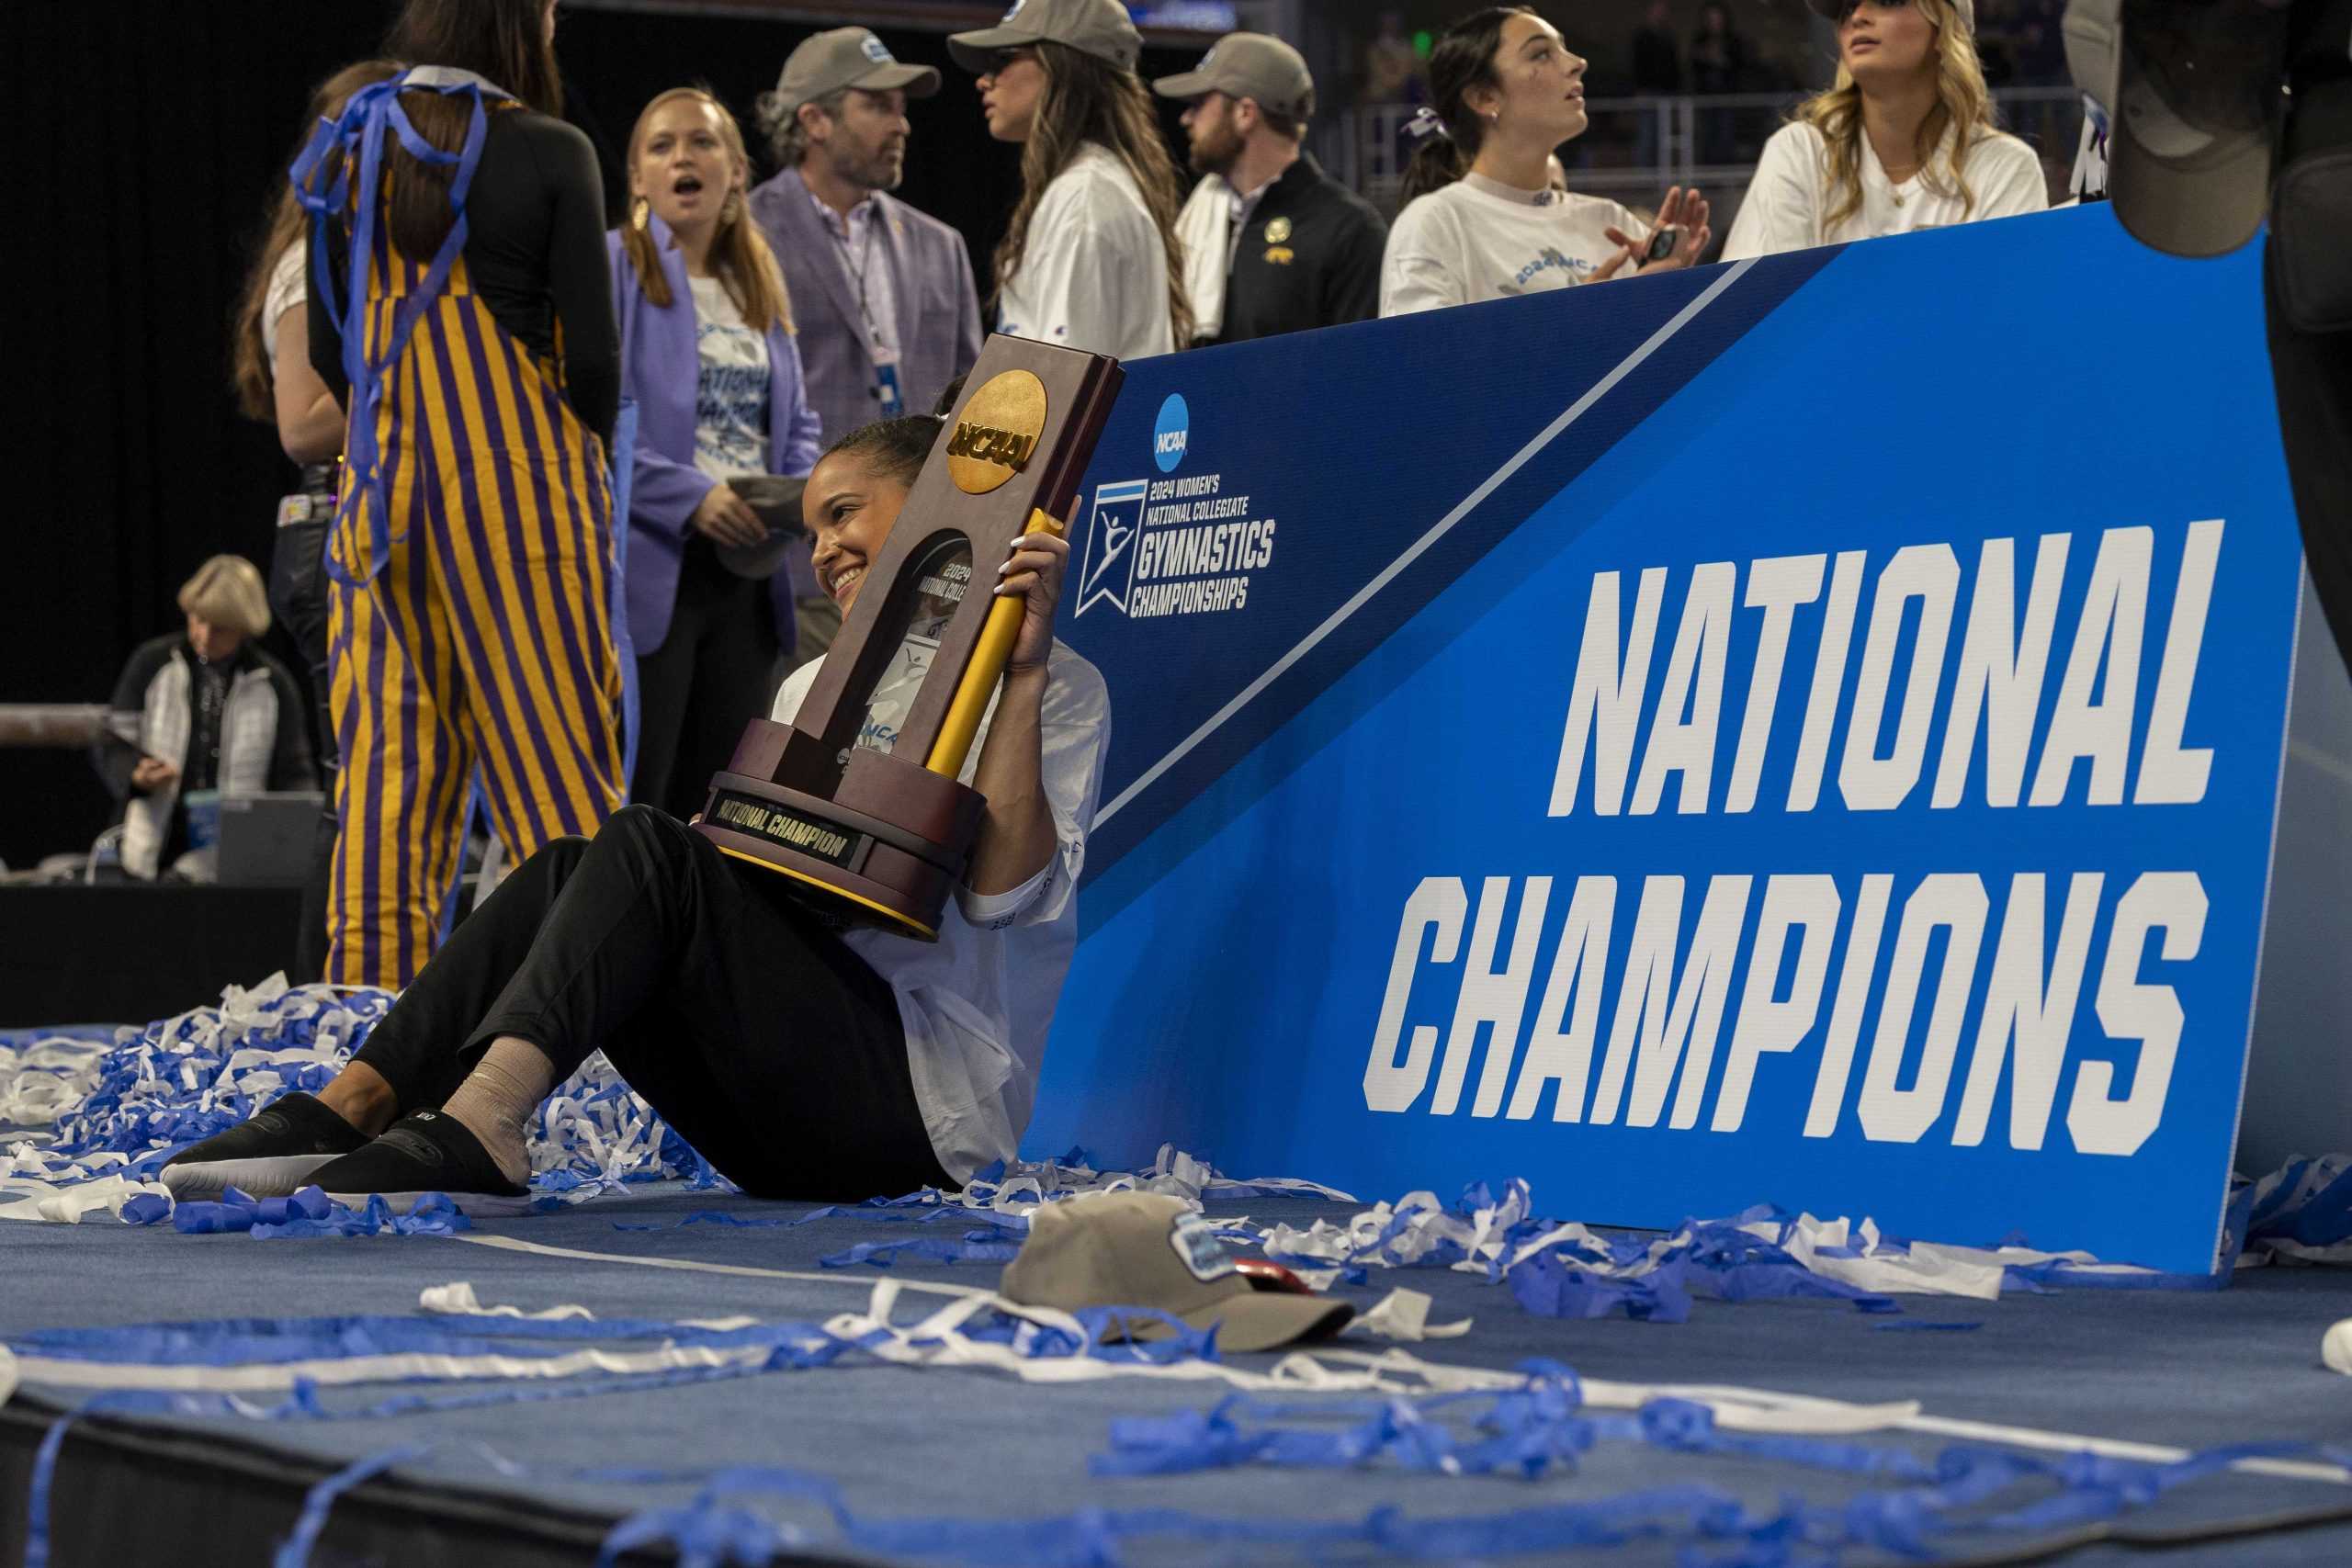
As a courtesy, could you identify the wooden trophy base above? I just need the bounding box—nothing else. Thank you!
[692,722,987,940]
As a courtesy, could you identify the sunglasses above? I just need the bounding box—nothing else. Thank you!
[985,47,1038,74]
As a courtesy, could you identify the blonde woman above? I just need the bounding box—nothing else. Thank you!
[949,0,1191,359]
[1723,0,2045,260]
[94,558,314,881]
[613,86,823,818]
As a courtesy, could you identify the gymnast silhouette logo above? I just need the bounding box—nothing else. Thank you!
[1075,477,1150,618]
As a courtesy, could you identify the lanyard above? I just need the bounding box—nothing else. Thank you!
[824,204,902,416]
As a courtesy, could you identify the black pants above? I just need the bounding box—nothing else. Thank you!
[267,497,337,982]
[349,804,949,1200]
[633,540,782,821]
[2268,76,2352,683]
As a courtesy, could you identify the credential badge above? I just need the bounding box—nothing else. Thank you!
[1169,1211,1238,1283]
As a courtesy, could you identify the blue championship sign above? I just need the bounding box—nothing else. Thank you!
[1036,207,2303,1275]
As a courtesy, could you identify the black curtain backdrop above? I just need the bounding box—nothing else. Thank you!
[1,3,1194,872]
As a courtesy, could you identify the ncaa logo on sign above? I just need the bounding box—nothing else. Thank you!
[1153,393,1189,474]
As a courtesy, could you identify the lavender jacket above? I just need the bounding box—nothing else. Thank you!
[609,219,824,656]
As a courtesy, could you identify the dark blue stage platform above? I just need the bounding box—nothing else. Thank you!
[6,1177,2352,1567]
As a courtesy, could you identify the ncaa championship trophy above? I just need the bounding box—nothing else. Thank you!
[693,336,1124,939]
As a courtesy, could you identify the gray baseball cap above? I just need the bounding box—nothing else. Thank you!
[948,0,1142,75]
[1806,0,1975,33]
[774,28,940,110]
[2064,0,2288,260]
[712,474,808,581]
[1153,33,1316,119]
[1000,1192,1353,1353]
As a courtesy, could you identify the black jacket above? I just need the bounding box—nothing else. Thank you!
[1204,154,1388,348]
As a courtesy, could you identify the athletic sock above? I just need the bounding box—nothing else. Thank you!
[438,1037,557,1190]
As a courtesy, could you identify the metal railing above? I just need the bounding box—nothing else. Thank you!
[1336,87,2085,216]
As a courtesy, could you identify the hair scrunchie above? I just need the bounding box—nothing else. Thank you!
[1399,105,1451,148]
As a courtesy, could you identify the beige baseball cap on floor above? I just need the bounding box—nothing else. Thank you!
[1152,33,1316,119]
[1001,1191,1354,1352]
[773,28,941,111]
[948,0,1142,74]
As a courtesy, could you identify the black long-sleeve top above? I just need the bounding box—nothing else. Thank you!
[308,106,619,449]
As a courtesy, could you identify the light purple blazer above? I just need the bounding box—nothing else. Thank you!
[609,219,824,656]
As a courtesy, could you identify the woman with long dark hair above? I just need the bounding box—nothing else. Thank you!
[948,0,1190,358]
[299,0,627,990]
[1722,0,2044,259]
[612,86,821,819]
[228,58,399,978]
[1381,7,1711,317]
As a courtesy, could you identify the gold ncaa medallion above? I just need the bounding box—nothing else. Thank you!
[945,369,1048,495]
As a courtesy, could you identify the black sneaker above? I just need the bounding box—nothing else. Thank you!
[310,1109,535,1217]
[161,1091,370,1200]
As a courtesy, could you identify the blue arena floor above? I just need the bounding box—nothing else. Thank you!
[6,1181,2352,1567]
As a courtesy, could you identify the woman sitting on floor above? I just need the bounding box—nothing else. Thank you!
[162,416,1109,1210]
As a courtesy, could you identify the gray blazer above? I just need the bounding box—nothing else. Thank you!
[748,167,984,454]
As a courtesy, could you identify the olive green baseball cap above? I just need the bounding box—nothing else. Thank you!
[1153,33,1316,119]
[948,0,1142,74]
[1000,1192,1353,1352]
[774,28,940,110]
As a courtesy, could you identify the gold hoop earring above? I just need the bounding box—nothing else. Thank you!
[631,197,650,231]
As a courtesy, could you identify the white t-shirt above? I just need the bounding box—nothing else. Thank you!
[688,275,771,480]
[1380,174,1642,317]
[262,242,307,369]
[768,641,1110,1181]
[1723,120,2049,260]
[998,142,1174,361]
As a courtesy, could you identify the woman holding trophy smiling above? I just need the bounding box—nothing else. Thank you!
[163,416,1105,1215]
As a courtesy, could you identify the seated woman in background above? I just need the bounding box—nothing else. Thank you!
[93,557,314,881]
[1722,0,2046,260]
[161,418,1108,1213]
[613,85,822,819]
[1380,6,1711,317]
